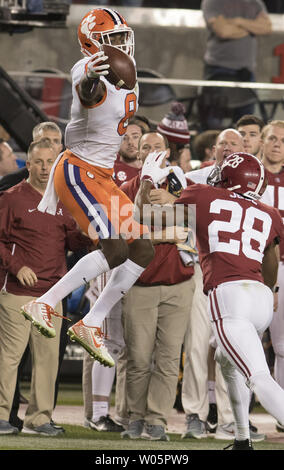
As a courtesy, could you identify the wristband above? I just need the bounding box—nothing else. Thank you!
[272,285,279,293]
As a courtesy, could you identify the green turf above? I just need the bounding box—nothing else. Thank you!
[15,383,284,452]
[1,424,284,450]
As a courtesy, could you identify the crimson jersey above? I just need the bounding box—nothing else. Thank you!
[113,155,140,187]
[176,184,283,294]
[261,167,284,261]
[121,174,194,285]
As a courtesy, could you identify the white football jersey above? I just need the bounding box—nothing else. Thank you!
[185,164,215,184]
[65,57,139,169]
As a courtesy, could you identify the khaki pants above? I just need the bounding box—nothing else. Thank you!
[114,346,128,424]
[122,278,195,426]
[82,351,93,421]
[181,264,233,424]
[0,292,62,427]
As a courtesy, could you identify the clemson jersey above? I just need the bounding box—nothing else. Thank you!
[175,184,283,294]
[65,57,138,169]
[261,167,284,261]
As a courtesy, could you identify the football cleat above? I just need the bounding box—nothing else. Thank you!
[67,320,115,367]
[20,301,59,338]
[224,438,254,450]
[89,415,124,432]
[206,403,218,434]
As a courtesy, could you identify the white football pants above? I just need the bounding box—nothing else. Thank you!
[209,280,284,430]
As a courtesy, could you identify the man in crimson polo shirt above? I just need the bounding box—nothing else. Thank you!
[120,132,195,441]
[0,138,91,436]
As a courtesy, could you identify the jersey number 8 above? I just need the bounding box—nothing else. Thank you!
[117,92,137,136]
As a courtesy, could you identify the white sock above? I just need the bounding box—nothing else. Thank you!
[92,360,116,396]
[208,380,216,404]
[39,250,109,309]
[92,401,109,422]
[83,258,145,327]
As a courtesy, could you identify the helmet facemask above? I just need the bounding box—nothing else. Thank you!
[93,29,135,57]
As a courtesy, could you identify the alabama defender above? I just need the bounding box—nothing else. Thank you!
[135,151,284,450]
[20,8,154,367]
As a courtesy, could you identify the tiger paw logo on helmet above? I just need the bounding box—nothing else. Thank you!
[80,12,97,39]
[78,8,135,58]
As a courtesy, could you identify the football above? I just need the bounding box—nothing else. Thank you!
[101,44,137,90]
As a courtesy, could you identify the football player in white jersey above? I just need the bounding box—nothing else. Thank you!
[20,8,154,367]
[134,150,284,450]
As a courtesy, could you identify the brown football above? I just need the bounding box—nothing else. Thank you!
[101,44,137,90]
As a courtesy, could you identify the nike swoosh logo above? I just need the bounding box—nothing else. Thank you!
[28,208,37,213]
[92,335,102,349]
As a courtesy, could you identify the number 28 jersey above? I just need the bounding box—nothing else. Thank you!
[175,184,284,294]
[65,57,138,169]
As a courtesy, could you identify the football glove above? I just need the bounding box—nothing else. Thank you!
[86,50,110,80]
[140,151,171,185]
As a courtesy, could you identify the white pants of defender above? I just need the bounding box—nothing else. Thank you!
[208,280,272,380]
[181,263,234,424]
[207,279,284,429]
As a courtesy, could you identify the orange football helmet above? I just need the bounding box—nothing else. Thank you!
[78,8,134,57]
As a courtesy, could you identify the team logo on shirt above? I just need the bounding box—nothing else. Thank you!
[116,171,127,182]
[87,171,95,179]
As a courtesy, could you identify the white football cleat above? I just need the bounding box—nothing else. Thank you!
[67,320,115,368]
[20,301,57,338]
